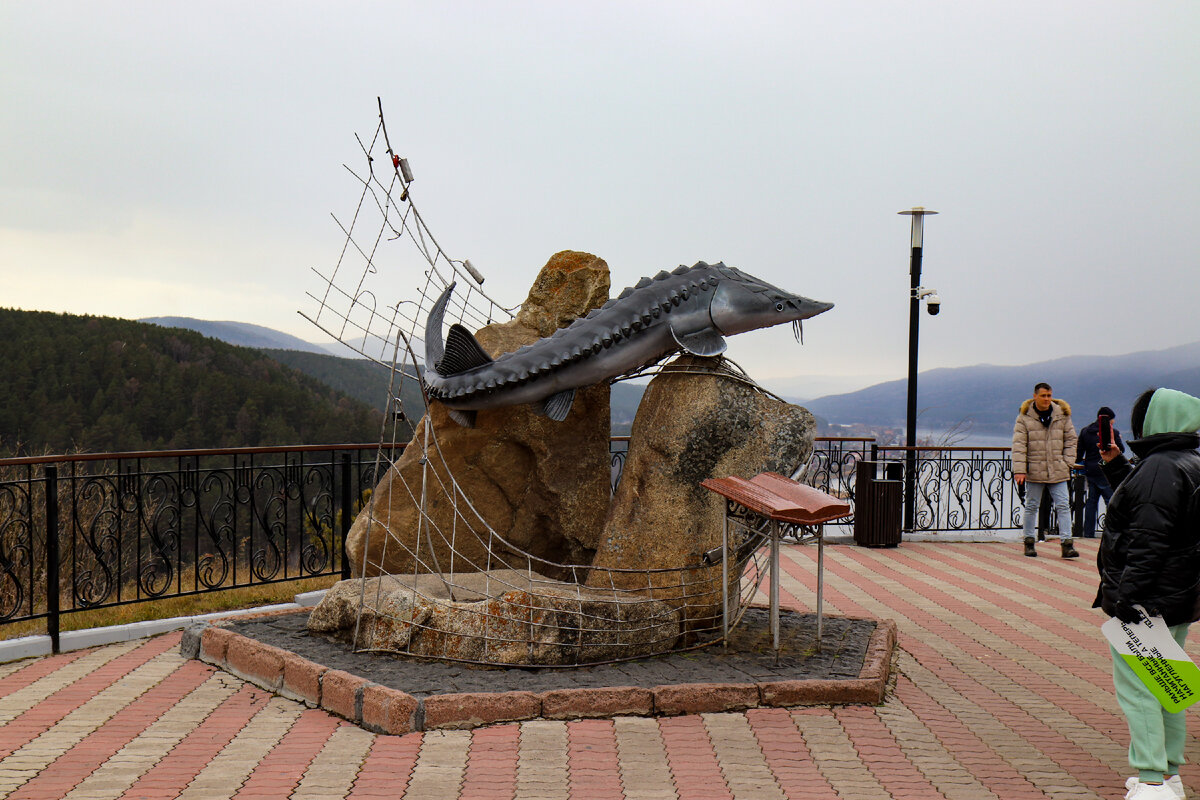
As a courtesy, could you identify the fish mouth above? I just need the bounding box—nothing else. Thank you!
[786,299,833,344]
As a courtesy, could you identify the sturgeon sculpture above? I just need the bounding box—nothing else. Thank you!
[423,261,833,427]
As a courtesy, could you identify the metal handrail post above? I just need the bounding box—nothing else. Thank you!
[340,454,353,580]
[44,466,60,654]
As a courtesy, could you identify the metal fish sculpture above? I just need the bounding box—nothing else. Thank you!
[424,261,833,427]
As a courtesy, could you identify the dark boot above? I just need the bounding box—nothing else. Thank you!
[1061,540,1079,559]
[1024,537,1037,557]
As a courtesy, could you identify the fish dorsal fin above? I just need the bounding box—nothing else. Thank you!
[534,388,576,422]
[446,408,477,428]
[671,325,727,357]
[438,324,493,375]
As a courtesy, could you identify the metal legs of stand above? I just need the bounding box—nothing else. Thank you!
[721,513,825,661]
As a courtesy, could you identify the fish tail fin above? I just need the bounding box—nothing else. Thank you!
[424,283,456,372]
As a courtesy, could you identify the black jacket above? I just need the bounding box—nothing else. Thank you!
[1076,420,1125,480]
[1093,432,1200,625]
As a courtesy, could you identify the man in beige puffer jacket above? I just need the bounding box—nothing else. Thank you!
[1012,382,1078,558]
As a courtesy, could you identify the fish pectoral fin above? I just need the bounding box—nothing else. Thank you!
[446,408,478,428]
[671,324,727,357]
[438,324,493,375]
[534,388,576,422]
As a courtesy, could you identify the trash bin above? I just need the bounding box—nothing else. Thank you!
[854,460,902,547]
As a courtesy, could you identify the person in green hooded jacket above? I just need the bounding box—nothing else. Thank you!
[1096,388,1200,800]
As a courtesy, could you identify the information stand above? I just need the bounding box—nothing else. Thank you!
[701,472,851,657]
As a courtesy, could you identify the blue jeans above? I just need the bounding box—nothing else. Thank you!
[1083,475,1113,538]
[1022,481,1071,542]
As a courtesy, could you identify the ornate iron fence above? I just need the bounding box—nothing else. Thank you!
[875,446,1022,533]
[0,444,397,649]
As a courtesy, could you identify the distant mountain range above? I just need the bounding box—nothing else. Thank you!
[804,341,1200,438]
[139,317,353,357]
[141,317,1200,442]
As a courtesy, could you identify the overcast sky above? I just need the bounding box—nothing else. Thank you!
[3,2,1197,397]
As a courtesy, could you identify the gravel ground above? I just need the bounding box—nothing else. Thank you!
[228,608,875,698]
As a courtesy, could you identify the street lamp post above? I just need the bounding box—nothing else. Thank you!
[898,207,938,532]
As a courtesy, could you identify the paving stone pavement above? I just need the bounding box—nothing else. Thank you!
[0,540,1191,799]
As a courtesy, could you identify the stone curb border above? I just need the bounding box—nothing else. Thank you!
[185,610,897,734]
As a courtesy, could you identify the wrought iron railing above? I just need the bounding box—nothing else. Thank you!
[2,436,1065,652]
[875,446,1022,533]
[0,445,397,649]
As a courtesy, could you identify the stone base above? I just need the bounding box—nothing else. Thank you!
[307,571,683,666]
[185,608,897,734]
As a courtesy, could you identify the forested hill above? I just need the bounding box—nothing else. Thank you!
[0,309,384,456]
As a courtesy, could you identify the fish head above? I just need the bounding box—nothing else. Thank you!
[708,265,834,336]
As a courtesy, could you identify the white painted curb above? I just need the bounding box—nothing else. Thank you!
[0,589,330,665]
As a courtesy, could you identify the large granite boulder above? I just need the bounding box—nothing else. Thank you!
[308,570,681,665]
[587,356,815,636]
[345,251,612,580]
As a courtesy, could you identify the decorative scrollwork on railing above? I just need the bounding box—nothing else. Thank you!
[804,439,870,523]
[194,470,234,589]
[73,476,121,608]
[946,458,973,530]
[913,459,940,531]
[250,467,287,583]
[610,447,628,495]
[299,463,334,576]
[979,460,1006,529]
[0,482,33,622]
[138,474,180,598]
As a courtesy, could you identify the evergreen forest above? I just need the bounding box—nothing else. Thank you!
[0,309,385,456]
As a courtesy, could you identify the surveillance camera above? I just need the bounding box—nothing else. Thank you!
[926,293,941,315]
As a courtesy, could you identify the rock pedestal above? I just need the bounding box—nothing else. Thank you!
[345,251,612,580]
[586,356,815,636]
[308,571,681,665]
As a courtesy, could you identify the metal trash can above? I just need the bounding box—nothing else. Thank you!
[854,460,903,547]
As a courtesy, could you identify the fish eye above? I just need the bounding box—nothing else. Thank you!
[775,302,785,312]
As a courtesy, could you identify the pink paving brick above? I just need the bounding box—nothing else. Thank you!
[0,649,89,701]
[349,736,421,800]
[459,725,519,799]
[115,683,270,799]
[0,633,185,760]
[566,719,622,800]
[833,705,941,798]
[232,710,345,799]
[658,715,733,800]
[745,707,839,800]
[6,654,210,800]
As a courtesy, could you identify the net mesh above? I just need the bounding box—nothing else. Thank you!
[301,102,808,666]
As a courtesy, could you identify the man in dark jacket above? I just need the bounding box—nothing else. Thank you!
[1095,388,1200,800]
[1076,406,1126,538]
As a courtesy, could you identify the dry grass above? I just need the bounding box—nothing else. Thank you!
[0,574,341,641]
